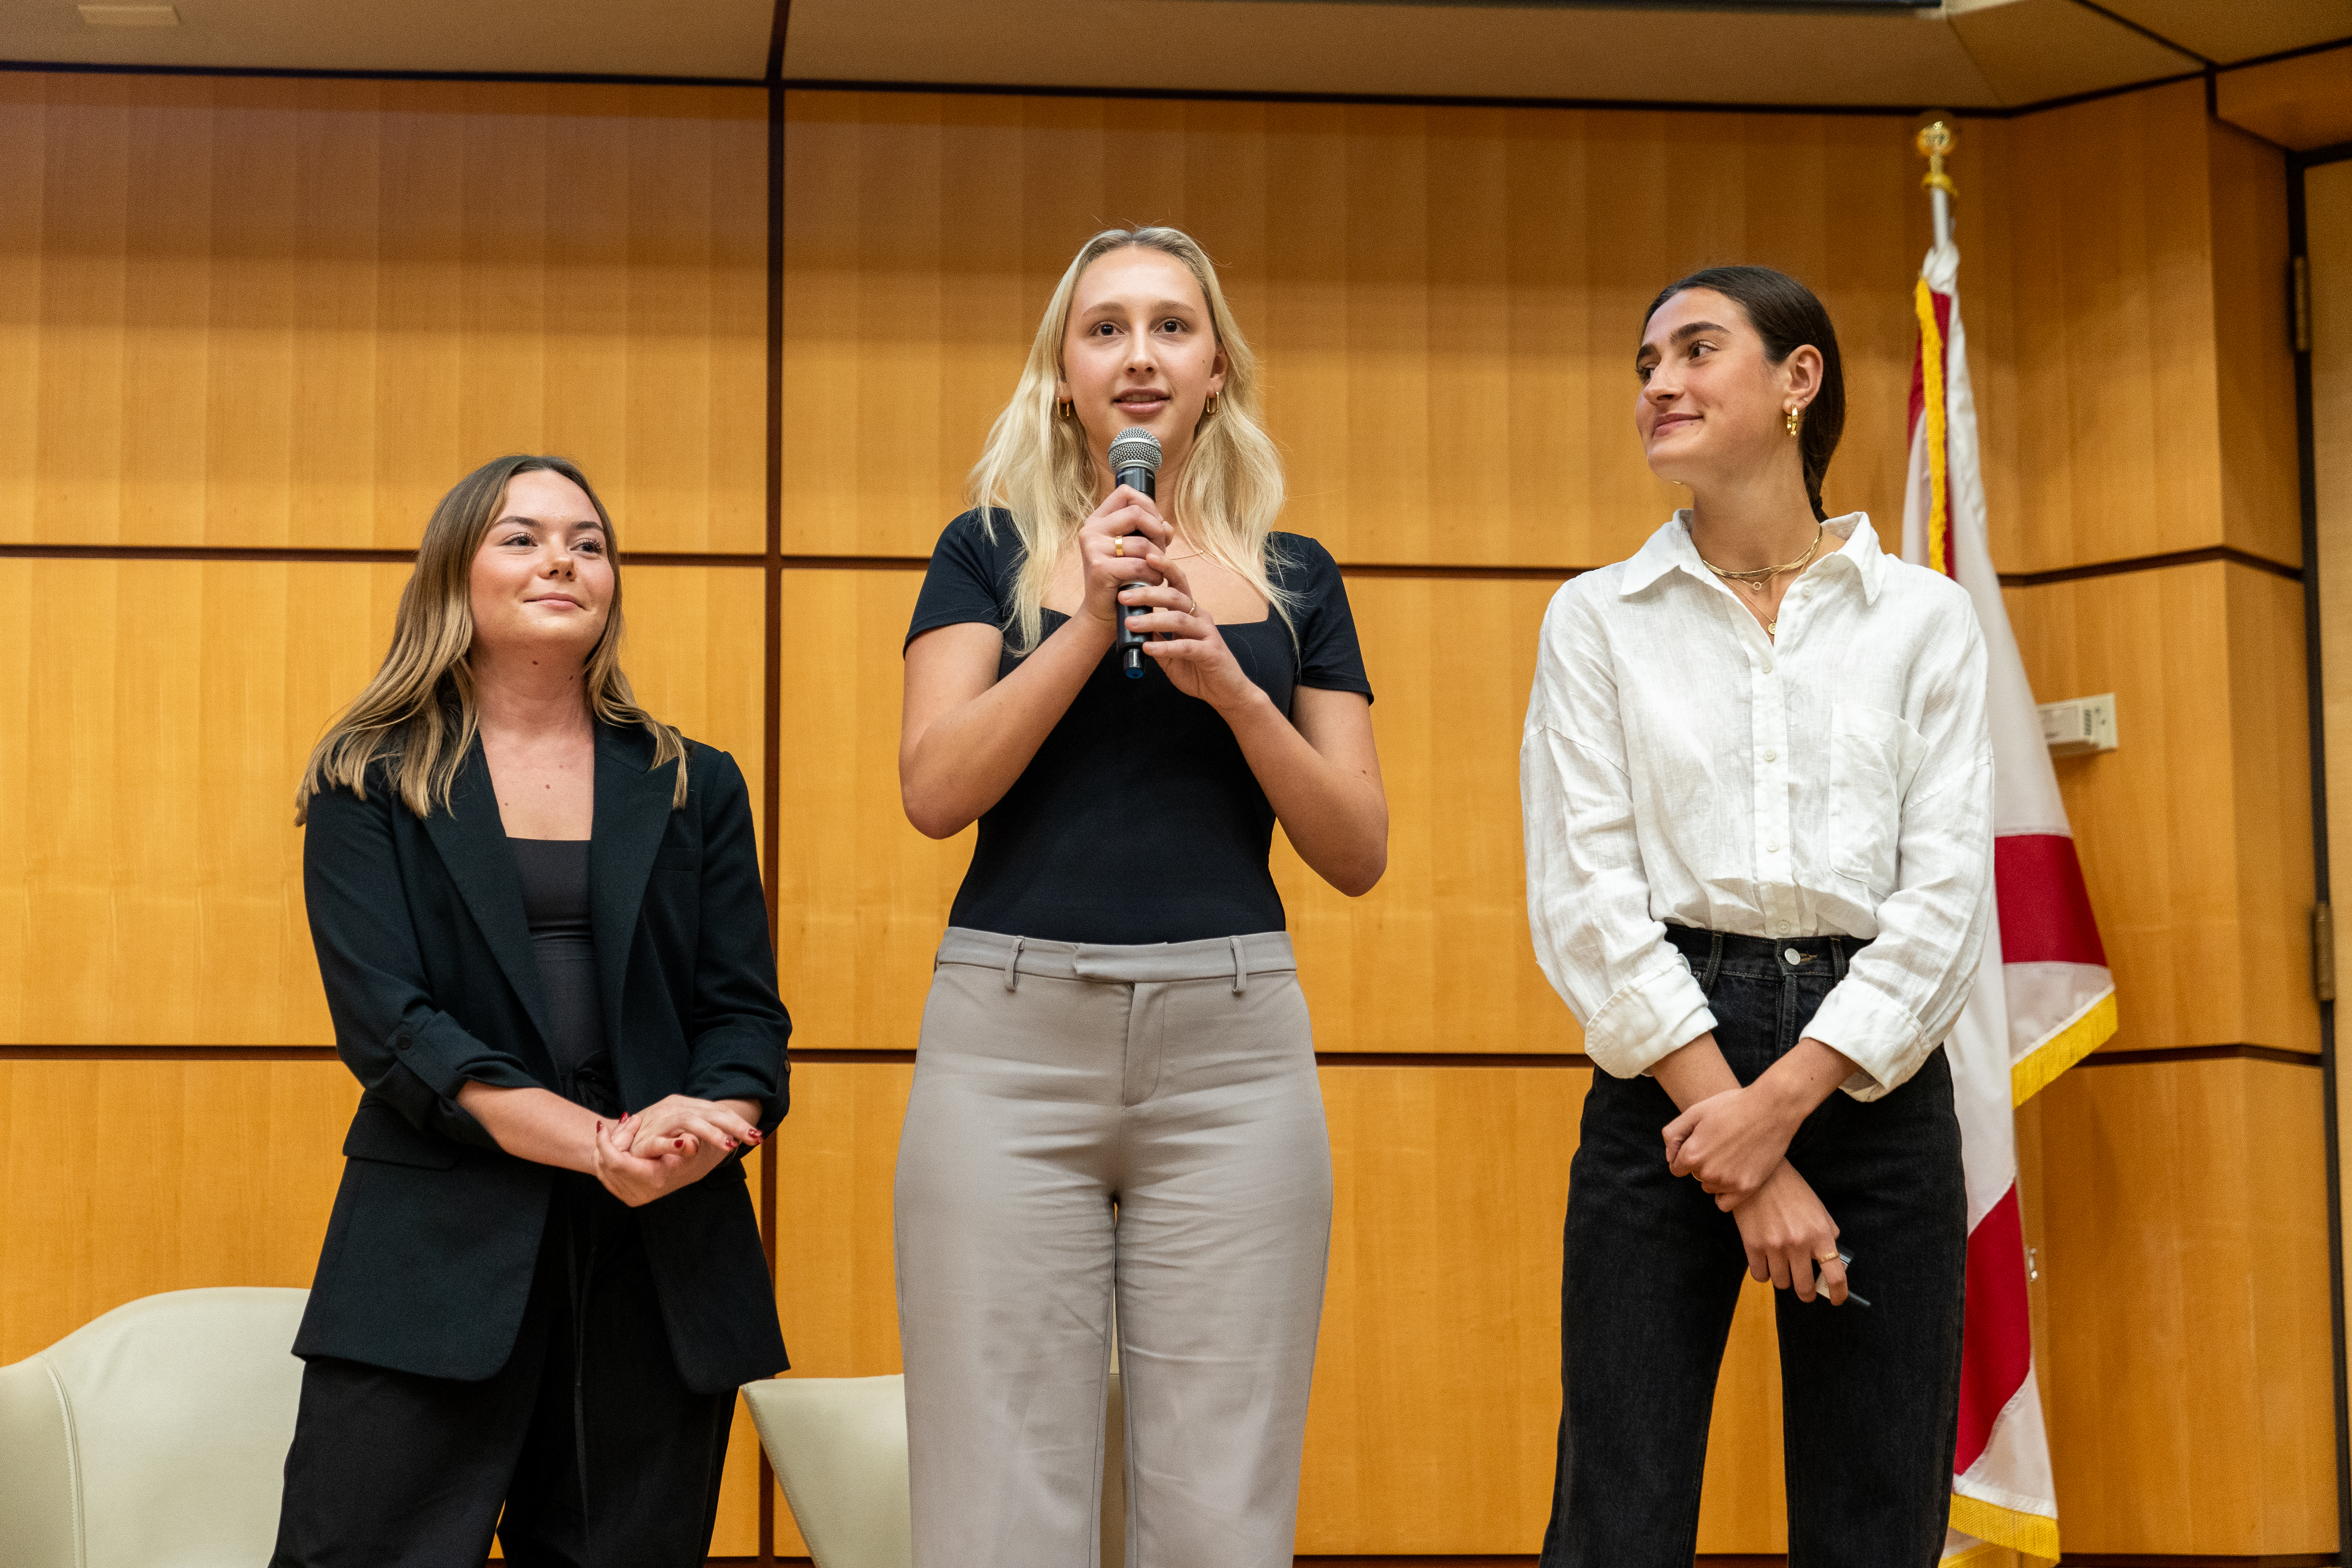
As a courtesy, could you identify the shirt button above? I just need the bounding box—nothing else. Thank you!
[1766,841,1782,853]
[1774,921,1790,936]
[1762,749,1778,762]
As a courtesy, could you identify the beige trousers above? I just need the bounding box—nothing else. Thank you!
[894,928,1333,1568]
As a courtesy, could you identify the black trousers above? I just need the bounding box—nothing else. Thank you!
[272,1172,736,1568]
[1539,927,1967,1568]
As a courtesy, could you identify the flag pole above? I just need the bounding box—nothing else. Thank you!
[1917,118,1957,249]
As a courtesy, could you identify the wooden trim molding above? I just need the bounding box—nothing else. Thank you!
[2075,1044,2322,1069]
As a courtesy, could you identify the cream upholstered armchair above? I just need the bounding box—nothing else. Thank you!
[0,1287,309,1568]
[743,1363,1127,1568]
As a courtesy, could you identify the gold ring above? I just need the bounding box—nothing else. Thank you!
[1816,1253,1841,1268]
[1114,537,1125,557]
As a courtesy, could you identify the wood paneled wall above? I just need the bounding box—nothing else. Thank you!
[0,74,766,553]
[0,65,2332,1565]
[780,91,1946,568]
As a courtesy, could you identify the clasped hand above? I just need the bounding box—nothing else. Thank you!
[593,1094,763,1209]
[1662,1077,1805,1209]
[1663,1074,1849,1307]
[1077,485,1258,711]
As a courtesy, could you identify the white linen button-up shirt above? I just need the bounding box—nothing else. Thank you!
[1520,511,1992,1101]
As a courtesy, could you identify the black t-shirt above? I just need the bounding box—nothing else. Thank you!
[904,508,1374,944]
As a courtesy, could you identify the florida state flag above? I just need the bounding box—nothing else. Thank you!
[1903,238,2117,1565]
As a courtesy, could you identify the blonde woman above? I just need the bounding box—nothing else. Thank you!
[896,227,1388,1566]
[273,456,789,1568]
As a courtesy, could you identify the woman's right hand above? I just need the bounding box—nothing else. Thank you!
[1730,1161,1849,1306]
[592,1111,728,1208]
[1076,483,1173,630]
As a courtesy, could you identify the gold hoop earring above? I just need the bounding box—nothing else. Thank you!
[1786,406,1802,438]
[1057,399,1074,421]
[1205,390,1220,417]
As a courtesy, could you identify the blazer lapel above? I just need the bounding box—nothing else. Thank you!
[590,723,675,1048]
[419,739,557,1057]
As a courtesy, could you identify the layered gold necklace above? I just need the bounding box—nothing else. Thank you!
[1698,523,1826,639]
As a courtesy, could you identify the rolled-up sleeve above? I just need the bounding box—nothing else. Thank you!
[1521,587,1715,1079]
[1804,610,1994,1100]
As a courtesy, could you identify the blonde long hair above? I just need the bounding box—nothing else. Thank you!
[968,226,1296,653]
[294,454,688,825]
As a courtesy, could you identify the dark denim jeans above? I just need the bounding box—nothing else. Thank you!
[1539,926,1967,1568]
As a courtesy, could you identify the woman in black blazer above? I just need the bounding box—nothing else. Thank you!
[272,454,790,1568]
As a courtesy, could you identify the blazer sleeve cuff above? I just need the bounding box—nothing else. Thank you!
[687,1067,788,1134]
[1802,982,1929,1102]
[390,1013,541,1102]
[1584,960,1717,1080]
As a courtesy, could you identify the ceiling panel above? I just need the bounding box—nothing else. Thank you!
[2098,0,2352,66]
[780,0,2196,110]
[2216,42,2352,150]
[1948,0,2198,105]
[0,0,774,79]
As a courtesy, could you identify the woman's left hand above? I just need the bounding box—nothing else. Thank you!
[624,1094,763,1160]
[1662,1034,1857,1210]
[1662,1083,1804,1209]
[1118,556,1259,713]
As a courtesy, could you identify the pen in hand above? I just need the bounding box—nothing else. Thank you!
[1837,1249,1871,1309]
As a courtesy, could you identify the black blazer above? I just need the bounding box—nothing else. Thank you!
[292,722,790,1393]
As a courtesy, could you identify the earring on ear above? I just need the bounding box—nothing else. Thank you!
[1786,406,1802,438]
[1057,399,1074,421]
[1205,390,1221,417]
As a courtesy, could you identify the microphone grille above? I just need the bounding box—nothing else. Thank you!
[1107,427,1163,475]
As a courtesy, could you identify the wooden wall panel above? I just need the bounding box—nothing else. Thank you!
[776,567,1583,1058]
[781,90,1942,569]
[2004,561,2318,1055]
[0,74,766,552]
[0,559,764,1045]
[1274,575,1574,1056]
[2207,120,2302,563]
[2034,1057,2336,1553]
[1301,1063,1583,1551]
[2311,158,2352,1443]
[767,1056,1794,1554]
[0,1058,355,1364]
[1987,81,2301,574]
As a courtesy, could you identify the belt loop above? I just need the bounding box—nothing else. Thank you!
[1831,936,1849,981]
[1700,931,1724,994]
[1003,936,1026,992]
[1230,935,1247,995]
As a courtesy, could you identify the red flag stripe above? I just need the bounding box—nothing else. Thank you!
[1994,833,2109,967]
[1955,1184,2034,1474]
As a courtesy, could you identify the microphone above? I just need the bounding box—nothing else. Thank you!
[1107,427,1163,680]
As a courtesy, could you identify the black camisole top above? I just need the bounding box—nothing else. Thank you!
[508,837,609,1089]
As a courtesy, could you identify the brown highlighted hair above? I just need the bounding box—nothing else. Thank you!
[294,454,686,825]
[1645,265,1846,522]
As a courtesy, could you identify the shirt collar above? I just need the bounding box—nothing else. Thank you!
[1619,510,1885,604]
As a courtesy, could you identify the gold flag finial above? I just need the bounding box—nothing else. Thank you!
[1916,118,1957,199]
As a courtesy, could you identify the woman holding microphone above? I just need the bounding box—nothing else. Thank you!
[1521,267,1991,1566]
[896,227,1387,1568]
[275,454,789,1568]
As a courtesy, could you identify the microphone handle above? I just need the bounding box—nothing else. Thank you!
[1113,463,1156,679]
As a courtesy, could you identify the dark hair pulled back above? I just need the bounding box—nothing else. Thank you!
[1644,265,1845,523]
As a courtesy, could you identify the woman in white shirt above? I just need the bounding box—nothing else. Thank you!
[1521,265,1991,1567]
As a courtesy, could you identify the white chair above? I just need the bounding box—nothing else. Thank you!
[0,1287,309,1568]
[744,1363,1126,1568]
